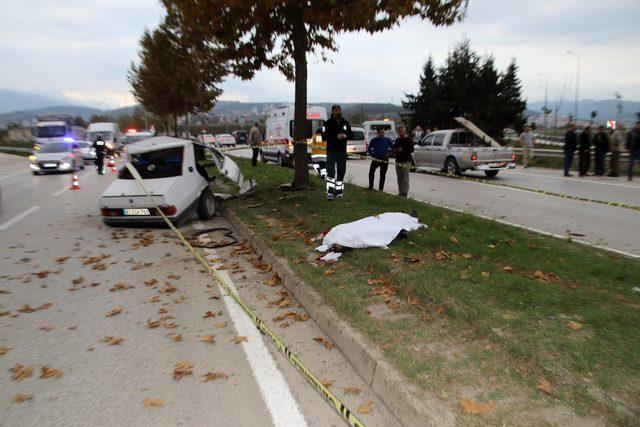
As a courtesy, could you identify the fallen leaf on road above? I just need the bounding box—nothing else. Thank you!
[279,321,290,328]
[203,311,216,318]
[459,398,495,415]
[55,256,69,264]
[0,310,11,317]
[39,325,53,332]
[0,289,10,294]
[0,346,10,356]
[158,307,168,314]
[38,303,52,311]
[202,371,229,382]
[147,319,161,329]
[449,236,459,244]
[150,296,161,303]
[40,366,63,379]
[321,379,334,388]
[265,274,281,287]
[567,321,583,331]
[170,334,182,342]
[167,274,181,280]
[357,400,373,414]
[201,335,216,344]
[12,393,32,403]
[10,364,33,381]
[18,305,37,313]
[143,398,164,407]
[537,377,555,394]
[101,336,123,345]
[106,308,123,317]
[214,321,227,328]
[72,277,84,285]
[232,336,248,344]
[173,361,193,380]
[144,279,158,287]
[343,386,361,395]
[314,337,335,350]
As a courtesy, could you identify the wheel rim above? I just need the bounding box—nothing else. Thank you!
[205,194,215,214]
[447,160,455,174]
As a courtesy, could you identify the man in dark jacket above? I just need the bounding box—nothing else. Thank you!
[92,134,107,175]
[578,126,592,177]
[367,127,393,191]
[563,123,578,177]
[393,125,414,197]
[322,105,352,201]
[592,125,609,176]
[627,121,640,181]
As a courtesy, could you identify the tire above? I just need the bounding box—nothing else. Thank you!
[80,164,85,170]
[484,170,499,178]
[445,157,460,175]
[32,171,40,175]
[197,187,216,220]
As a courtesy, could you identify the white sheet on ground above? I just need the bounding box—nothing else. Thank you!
[315,212,425,252]
[320,252,342,262]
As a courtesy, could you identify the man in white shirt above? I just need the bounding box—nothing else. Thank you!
[519,124,535,168]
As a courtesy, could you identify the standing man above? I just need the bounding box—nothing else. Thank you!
[367,126,393,191]
[607,126,622,177]
[563,123,578,177]
[578,126,592,177]
[248,122,262,167]
[627,121,640,181]
[592,126,609,177]
[393,125,414,197]
[411,125,424,142]
[92,134,106,175]
[322,105,352,201]
[519,124,535,168]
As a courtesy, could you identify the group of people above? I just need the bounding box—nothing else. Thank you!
[563,121,640,180]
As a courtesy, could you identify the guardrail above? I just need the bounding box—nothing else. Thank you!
[512,147,630,160]
[0,146,31,154]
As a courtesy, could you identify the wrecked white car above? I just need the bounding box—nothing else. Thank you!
[100,136,253,227]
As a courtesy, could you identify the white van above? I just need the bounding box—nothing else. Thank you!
[362,120,396,144]
[87,122,121,150]
[261,105,327,166]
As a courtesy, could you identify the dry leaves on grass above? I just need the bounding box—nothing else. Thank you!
[459,398,496,415]
[566,321,583,331]
[502,266,514,274]
[143,398,164,407]
[40,366,63,379]
[105,307,123,317]
[314,337,335,350]
[12,393,32,403]
[0,346,11,356]
[435,250,451,261]
[407,296,421,307]
[449,236,459,244]
[173,361,193,380]
[342,386,361,395]
[357,400,373,414]
[537,377,555,394]
[10,364,33,381]
[201,335,216,344]
[231,336,248,344]
[460,270,470,280]
[101,336,123,345]
[481,272,490,277]
[202,371,229,382]
[367,278,385,286]
[265,274,281,287]
[487,243,498,249]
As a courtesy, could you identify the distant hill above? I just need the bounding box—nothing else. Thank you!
[0,89,77,114]
[527,99,640,123]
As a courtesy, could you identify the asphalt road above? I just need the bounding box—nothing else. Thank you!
[0,153,397,426]
[231,148,640,258]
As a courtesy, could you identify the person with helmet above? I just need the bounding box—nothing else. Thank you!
[93,134,107,174]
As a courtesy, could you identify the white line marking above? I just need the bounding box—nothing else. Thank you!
[53,186,69,196]
[0,205,40,231]
[510,170,639,189]
[0,170,28,181]
[204,247,308,427]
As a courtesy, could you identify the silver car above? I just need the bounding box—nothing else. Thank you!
[29,142,84,175]
[76,140,96,164]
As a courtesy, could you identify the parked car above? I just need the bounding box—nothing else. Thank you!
[347,127,367,156]
[76,140,96,164]
[214,134,236,147]
[122,130,154,146]
[413,117,516,177]
[232,130,248,144]
[99,136,217,227]
[29,142,84,174]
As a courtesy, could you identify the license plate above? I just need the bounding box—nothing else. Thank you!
[488,162,504,167]
[43,163,57,167]
[123,208,151,216]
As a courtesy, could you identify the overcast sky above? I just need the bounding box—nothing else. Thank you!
[1,0,638,109]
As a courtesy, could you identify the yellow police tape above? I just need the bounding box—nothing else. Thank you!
[124,162,366,427]
[366,157,640,212]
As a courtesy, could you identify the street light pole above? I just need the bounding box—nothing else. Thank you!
[567,51,580,123]
[538,73,549,129]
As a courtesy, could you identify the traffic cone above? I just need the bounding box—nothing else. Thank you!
[107,155,116,173]
[70,171,81,190]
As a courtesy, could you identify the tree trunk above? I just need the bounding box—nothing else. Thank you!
[173,114,178,137]
[291,15,311,188]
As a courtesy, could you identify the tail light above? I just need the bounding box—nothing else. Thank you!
[471,153,478,161]
[511,153,516,161]
[160,205,177,215]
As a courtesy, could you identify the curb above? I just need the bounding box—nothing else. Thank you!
[220,205,455,427]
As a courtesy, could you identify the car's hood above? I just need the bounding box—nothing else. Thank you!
[102,176,180,197]
[454,117,501,147]
[35,153,69,161]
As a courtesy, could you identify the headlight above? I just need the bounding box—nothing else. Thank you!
[28,155,36,162]
[59,161,71,169]
[90,149,96,155]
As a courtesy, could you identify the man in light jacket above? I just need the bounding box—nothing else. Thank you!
[248,122,262,167]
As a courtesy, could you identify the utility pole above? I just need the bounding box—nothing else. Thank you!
[615,92,622,128]
[538,73,549,129]
[567,51,580,123]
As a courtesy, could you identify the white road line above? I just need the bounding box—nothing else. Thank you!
[0,170,29,181]
[510,170,639,189]
[0,205,40,231]
[53,186,69,196]
[204,247,307,427]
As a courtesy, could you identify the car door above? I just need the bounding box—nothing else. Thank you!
[429,132,447,167]
[413,133,434,166]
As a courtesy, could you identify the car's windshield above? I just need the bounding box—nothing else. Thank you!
[37,126,66,138]
[351,130,365,141]
[118,147,183,180]
[369,124,392,131]
[290,119,325,140]
[88,131,113,142]
[38,142,72,153]
[125,134,152,144]
[449,131,492,147]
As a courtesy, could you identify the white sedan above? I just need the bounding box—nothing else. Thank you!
[214,134,236,147]
[100,136,218,227]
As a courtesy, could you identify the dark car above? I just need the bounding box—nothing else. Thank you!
[232,130,248,145]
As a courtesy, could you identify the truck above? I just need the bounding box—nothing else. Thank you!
[34,114,83,145]
[261,105,327,167]
[87,122,121,150]
[413,117,516,177]
[362,120,396,145]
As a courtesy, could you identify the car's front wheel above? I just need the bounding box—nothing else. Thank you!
[445,157,461,176]
[197,187,216,220]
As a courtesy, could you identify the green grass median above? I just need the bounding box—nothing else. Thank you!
[225,158,640,424]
